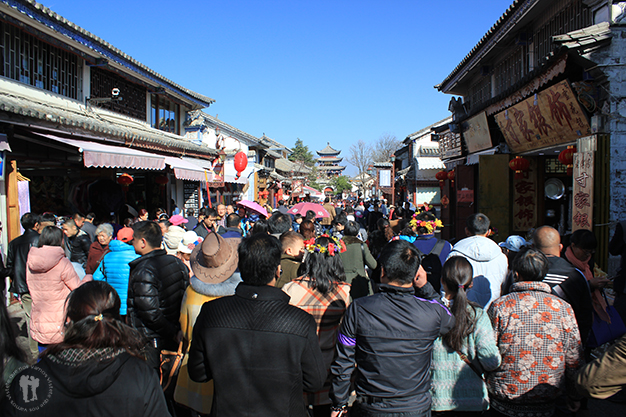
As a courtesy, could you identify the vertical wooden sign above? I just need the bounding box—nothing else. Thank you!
[512,157,537,231]
[572,136,595,231]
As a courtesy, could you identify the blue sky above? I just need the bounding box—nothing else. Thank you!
[47,0,513,174]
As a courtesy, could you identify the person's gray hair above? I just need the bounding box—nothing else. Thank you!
[95,223,114,237]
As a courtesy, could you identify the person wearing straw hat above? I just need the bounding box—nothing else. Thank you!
[174,232,242,415]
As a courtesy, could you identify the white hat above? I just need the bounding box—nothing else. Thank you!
[178,231,203,254]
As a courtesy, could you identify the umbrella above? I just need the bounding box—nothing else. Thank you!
[287,202,330,218]
[236,200,269,218]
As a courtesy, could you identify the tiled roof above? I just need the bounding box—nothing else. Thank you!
[3,0,214,107]
[318,156,343,163]
[188,111,260,147]
[405,116,453,143]
[436,0,538,93]
[553,22,611,50]
[0,89,217,158]
[317,143,341,155]
[275,158,312,174]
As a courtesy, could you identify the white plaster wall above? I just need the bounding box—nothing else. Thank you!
[588,24,626,275]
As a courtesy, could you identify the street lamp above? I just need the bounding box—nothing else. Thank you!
[390,154,396,206]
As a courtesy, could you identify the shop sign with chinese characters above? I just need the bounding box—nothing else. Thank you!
[494,80,591,153]
[512,157,537,231]
[571,136,595,231]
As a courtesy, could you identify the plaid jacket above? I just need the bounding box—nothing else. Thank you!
[283,277,350,405]
[487,281,584,417]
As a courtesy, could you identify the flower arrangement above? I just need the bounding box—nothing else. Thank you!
[304,234,347,257]
[409,215,444,234]
[186,237,203,251]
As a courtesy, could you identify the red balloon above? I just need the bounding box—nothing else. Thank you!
[234,151,248,173]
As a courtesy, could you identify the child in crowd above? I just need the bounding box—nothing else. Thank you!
[276,231,305,288]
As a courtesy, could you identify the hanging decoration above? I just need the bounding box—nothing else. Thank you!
[447,169,456,188]
[509,156,530,179]
[154,175,169,188]
[435,170,448,189]
[558,145,576,176]
[117,173,134,188]
[259,190,269,199]
[117,173,133,201]
[234,151,248,180]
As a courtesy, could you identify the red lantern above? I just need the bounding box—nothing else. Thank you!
[117,173,134,187]
[154,175,169,188]
[435,170,448,189]
[447,169,456,188]
[509,156,530,179]
[558,145,576,176]
[234,151,248,179]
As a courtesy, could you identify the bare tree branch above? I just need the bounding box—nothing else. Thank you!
[372,133,402,162]
[347,140,373,196]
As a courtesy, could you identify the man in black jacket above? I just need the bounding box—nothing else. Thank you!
[188,233,326,417]
[6,213,41,359]
[330,239,455,417]
[534,226,593,344]
[127,221,188,371]
[62,218,91,269]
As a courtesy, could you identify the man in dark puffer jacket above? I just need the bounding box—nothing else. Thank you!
[188,233,326,417]
[127,221,188,371]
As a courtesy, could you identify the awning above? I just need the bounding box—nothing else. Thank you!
[303,185,324,200]
[415,157,445,170]
[181,158,247,184]
[38,134,166,170]
[165,157,206,181]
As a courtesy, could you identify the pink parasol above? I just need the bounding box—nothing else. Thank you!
[236,200,269,218]
[287,202,330,218]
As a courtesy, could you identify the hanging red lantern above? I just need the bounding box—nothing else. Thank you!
[447,169,456,188]
[558,145,576,176]
[234,151,248,179]
[435,170,448,189]
[154,175,169,188]
[117,173,134,187]
[509,156,530,179]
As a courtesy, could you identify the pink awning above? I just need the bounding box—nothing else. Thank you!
[165,157,206,181]
[39,134,166,170]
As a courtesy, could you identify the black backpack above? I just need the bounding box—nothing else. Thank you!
[417,239,446,293]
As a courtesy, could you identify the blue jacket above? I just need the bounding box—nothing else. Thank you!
[93,240,140,315]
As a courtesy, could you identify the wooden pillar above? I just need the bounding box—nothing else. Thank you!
[6,160,20,241]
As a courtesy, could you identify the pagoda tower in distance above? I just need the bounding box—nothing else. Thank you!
[316,143,346,193]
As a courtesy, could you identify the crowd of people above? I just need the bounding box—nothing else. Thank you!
[1,197,625,417]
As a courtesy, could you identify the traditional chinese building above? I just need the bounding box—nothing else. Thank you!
[316,143,346,193]
[435,0,624,271]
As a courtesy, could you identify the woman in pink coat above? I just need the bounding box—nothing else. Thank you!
[26,226,91,350]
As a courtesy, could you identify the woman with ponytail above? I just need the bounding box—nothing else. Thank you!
[282,235,350,417]
[430,257,501,416]
[4,281,168,417]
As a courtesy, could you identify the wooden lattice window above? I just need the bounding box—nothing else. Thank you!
[90,67,147,120]
[0,21,82,99]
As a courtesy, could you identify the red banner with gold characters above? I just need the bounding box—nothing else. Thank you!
[572,136,595,232]
[494,80,591,153]
[512,157,537,231]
